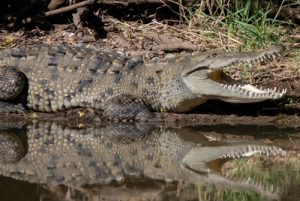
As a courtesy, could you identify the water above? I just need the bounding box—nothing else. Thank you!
[0,121,299,201]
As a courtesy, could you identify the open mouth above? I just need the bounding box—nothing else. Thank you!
[182,45,287,103]
[183,144,286,174]
[205,46,287,102]
[208,69,287,100]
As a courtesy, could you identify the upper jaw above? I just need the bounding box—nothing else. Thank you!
[200,45,284,70]
[183,45,283,76]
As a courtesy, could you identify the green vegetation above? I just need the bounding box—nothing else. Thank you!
[185,0,298,50]
[197,185,266,201]
[175,0,299,86]
[195,155,300,201]
[0,36,16,48]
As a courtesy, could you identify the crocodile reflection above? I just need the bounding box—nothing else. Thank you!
[0,122,285,199]
[0,131,25,164]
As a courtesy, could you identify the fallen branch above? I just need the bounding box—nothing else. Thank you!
[144,32,198,52]
[44,0,94,17]
[97,0,189,5]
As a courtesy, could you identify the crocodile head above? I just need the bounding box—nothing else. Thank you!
[182,143,286,173]
[181,46,286,103]
[181,142,286,200]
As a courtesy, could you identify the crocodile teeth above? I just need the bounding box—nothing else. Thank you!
[220,145,286,159]
[221,83,286,99]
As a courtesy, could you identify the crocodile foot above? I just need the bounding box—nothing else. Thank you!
[0,131,25,164]
[0,102,27,118]
[0,66,26,100]
[104,95,154,121]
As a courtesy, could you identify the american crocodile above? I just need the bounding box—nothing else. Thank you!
[0,45,286,119]
[0,121,285,199]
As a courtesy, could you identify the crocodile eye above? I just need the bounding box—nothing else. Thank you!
[185,66,208,76]
[155,70,163,74]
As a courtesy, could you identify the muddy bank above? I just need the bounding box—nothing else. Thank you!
[156,113,300,128]
[0,108,299,129]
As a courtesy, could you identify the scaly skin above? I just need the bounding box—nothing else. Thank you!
[0,121,285,199]
[0,45,286,118]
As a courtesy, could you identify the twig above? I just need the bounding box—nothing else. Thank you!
[43,0,94,17]
[98,0,176,5]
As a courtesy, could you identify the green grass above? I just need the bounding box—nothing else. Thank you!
[0,36,16,48]
[185,0,297,50]
[225,1,277,49]
[194,155,300,201]
[292,47,300,69]
[197,185,266,201]
[179,0,300,86]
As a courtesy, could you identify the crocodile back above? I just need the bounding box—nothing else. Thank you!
[0,46,152,112]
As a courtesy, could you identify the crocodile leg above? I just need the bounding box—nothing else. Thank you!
[0,66,27,115]
[103,95,153,120]
[0,127,26,164]
[0,66,26,100]
[0,102,27,116]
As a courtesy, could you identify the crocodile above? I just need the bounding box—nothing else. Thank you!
[0,121,285,200]
[0,45,286,119]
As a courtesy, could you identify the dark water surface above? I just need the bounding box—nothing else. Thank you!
[0,121,299,201]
